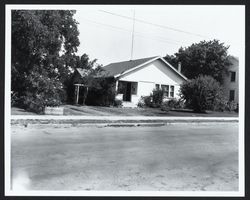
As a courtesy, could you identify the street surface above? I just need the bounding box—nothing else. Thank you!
[11,123,238,191]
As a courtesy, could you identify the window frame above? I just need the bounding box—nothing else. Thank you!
[229,90,235,101]
[170,85,174,97]
[230,71,236,82]
[161,84,169,97]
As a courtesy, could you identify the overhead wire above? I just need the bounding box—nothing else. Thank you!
[99,10,211,39]
[81,18,183,46]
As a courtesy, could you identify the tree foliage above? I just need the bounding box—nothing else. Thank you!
[164,54,178,70]
[85,77,117,106]
[11,10,80,112]
[164,40,231,83]
[180,75,223,113]
[65,53,103,104]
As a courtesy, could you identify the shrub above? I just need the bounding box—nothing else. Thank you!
[226,101,238,112]
[167,98,184,109]
[160,99,184,112]
[213,97,238,113]
[180,75,222,113]
[21,67,65,113]
[137,98,146,108]
[138,88,164,108]
[152,88,164,107]
[114,99,123,107]
[160,101,171,112]
[143,96,153,107]
[214,98,227,112]
[11,91,19,107]
[85,77,116,106]
[137,95,152,108]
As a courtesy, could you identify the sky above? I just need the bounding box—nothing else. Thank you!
[73,5,245,66]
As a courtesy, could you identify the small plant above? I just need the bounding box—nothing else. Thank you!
[137,95,153,108]
[160,98,184,112]
[225,101,238,112]
[11,91,19,107]
[160,101,171,112]
[214,97,238,113]
[114,99,123,107]
[138,88,164,108]
[167,98,184,109]
[137,98,146,108]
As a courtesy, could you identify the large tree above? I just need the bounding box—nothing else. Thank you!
[12,10,80,96]
[11,10,80,112]
[164,40,232,84]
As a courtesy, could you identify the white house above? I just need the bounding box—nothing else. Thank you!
[222,56,239,103]
[101,56,187,107]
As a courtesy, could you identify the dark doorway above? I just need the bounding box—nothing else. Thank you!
[123,82,132,101]
[78,87,85,104]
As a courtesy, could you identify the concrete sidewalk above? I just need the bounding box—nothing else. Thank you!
[11,115,239,127]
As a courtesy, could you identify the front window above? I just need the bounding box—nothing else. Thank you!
[170,86,174,97]
[161,85,169,97]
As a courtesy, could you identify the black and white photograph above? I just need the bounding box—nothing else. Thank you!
[4,4,245,197]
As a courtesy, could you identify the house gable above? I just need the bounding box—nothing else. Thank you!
[118,59,185,85]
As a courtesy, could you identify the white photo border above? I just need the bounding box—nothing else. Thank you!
[5,4,245,197]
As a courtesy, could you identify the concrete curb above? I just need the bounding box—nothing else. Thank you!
[11,115,239,127]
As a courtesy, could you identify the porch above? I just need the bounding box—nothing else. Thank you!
[116,80,139,107]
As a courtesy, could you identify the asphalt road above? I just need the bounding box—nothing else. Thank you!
[11,123,238,191]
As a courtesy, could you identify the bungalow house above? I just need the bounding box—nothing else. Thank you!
[99,56,187,107]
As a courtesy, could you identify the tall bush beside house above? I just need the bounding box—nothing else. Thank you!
[85,77,116,106]
[180,75,222,113]
[151,88,164,107]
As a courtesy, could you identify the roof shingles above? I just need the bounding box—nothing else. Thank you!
[99,56,159,77]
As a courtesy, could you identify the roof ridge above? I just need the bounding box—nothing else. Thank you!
[107,56,159,65]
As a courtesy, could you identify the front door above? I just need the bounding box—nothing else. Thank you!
[120,81,132,102]
[125,82,132,101]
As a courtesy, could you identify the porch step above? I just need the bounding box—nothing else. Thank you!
[122,101,137,108]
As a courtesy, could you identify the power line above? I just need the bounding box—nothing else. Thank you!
[99,10,210,39]
[81,18,182,45]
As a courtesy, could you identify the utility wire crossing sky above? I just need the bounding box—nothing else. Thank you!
[74,5,244,66]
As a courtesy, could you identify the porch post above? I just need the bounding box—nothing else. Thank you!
[76,85,79,104]
[115,80,119,92]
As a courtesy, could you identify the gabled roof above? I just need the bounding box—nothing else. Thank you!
[99,56,187,80]
[75,68,91,77]
[99,56,158,77]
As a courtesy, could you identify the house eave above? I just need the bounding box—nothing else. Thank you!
[114,56,188,81]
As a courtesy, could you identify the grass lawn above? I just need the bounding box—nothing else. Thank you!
[12,105,238,117]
